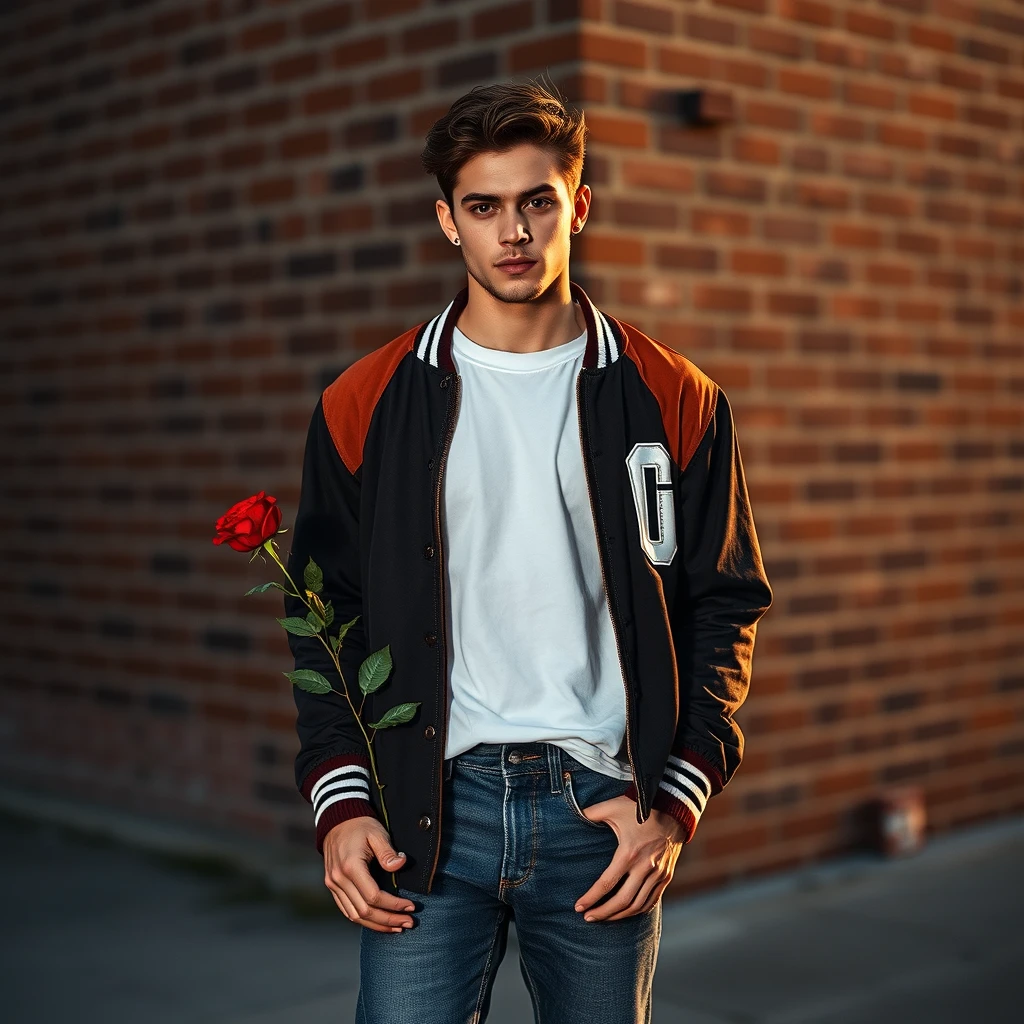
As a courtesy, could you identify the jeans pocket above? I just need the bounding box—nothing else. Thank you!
[561,770,612,830]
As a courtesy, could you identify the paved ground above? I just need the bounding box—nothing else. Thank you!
[1,807,1021,1024]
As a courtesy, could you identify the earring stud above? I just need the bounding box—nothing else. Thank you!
[453,236,460,245]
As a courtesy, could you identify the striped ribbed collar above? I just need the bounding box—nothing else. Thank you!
[414,279,624,373]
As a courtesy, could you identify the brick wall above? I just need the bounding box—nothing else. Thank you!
[1,0,1021,894]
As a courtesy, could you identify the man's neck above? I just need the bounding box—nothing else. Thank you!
[454,278,585,354]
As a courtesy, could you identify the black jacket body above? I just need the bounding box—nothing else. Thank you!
[284,280,773,895]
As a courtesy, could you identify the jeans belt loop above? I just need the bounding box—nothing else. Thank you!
[547,743,563,795]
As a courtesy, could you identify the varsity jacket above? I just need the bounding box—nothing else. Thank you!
[284,279,773,896]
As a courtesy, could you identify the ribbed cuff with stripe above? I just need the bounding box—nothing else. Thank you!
[622,748,723,844]
[301,753,378,855]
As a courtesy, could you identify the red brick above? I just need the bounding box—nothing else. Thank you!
[366,68,423,103]
[777,0,833,28]
[614,1,674,34]
[779,517,835,541]
[300,3,356,37]
[779,810,840,841]
[302,83,355,117]
[692,284,753,312]
[331,34,389,70]
[622,159,695,192]
[574,233,645,265]
[237,19,288,52]
[778,68,834,100]
[471,2,533,39]
[271,51,320,84]
[657,44,714,78]
[586,112,649,148]
[580,27,647,68]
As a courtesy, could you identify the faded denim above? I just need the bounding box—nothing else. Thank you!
[355,740,662,1024]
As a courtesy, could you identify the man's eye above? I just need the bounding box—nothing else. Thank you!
[471,198,552,214]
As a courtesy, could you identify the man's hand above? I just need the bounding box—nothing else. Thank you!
[322,816,418,932]
[573,795,687,922]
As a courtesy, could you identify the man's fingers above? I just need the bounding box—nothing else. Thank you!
[340,860,416,928]
[581,868,645,921]
[323,871,353,916]
[337,846,416,915]
[335,871,385,924]
[366,876,419,914]
[368,837,407,873]
[574,852,628,914]
[322,855,416,930]
[320,820,417,932]
[329,873,409,932]
[378,890,418,912]
[601,872,664,922]
[346,855,397,913]
[325,879,371,927]
[328,885,358,922]
[639,877,670,916]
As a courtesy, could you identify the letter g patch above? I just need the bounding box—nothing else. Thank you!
[625,442,677,566]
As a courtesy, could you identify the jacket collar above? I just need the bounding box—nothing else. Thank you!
[414,279,624,373]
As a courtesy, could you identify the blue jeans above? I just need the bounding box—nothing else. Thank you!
[355,741,662,1023]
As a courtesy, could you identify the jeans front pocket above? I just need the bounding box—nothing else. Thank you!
[561,770,613,830]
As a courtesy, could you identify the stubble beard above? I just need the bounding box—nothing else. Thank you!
[465,260,548,305]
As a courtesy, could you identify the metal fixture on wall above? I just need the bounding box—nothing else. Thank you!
[676,88,734,126]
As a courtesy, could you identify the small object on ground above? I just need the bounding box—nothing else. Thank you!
[876,785,927,856]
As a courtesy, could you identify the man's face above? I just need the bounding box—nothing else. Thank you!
[437,142,589,304]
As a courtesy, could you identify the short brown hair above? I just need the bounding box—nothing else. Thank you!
[420,74,587,214]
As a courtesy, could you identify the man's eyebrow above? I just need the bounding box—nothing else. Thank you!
[459,183,559,206]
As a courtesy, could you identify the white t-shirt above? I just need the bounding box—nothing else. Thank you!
[440,305,632,780]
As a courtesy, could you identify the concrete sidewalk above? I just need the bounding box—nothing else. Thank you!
[1,804,1020,1023]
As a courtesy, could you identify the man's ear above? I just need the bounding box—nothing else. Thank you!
[572,183,591,232]
[436,199,458,244]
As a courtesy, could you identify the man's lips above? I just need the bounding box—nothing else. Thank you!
[496,259,537,274]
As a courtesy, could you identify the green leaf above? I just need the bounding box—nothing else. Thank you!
[322,600,334,627]
[244,581,285,596]
[284,669,332,694]
[368,701,420,729]
[358,645,393,695]
[305,609,324,631]
[276,616,319,637]
[327,614,359,654]
[304,556,323,594]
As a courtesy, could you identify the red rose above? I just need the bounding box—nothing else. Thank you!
[212,491,282,552]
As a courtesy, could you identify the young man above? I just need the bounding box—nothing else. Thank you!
[285,79,773,1023]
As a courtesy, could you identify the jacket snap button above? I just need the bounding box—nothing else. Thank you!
[424,725,435,739]
[424,544,434,558]
[507,751,521,764]
[418,815,432,829]
[425,633,436,646]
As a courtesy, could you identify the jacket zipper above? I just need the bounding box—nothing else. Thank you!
[575,368,647,824]
[427,371,461,893]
